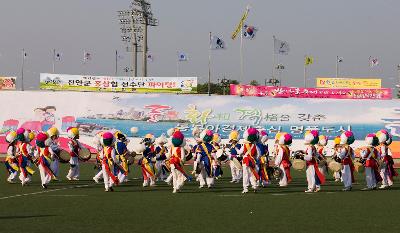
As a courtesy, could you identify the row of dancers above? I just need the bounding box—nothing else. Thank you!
[3,126,398,193]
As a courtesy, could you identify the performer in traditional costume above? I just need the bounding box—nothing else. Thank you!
[34,132,55,189]
[47,127,61,180]
[332,136,342,182]
[226,130,242,183]
[66,127,82,181]
[376,130,398,189]
[338,131,356,191]
[4,131,19,183]
[211,133,223,179]
[316,135,328,177]
[16,128,35,186]
[99,132,119,192]
[257,130,270,187]
[360,134,381,190]
[139,134,157,187]
[154,134,169,181]
[114,131,129,183]
[92,132,104,183]
[274,133,292,187]
[304,130,325,192]
[240,128,261,193]
[194,129,215,189]
[167,130,190,193]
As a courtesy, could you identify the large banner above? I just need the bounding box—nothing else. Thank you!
[0,77,16,90]
[316,77,382,88]
[0,92,399,157]
[230,84,392,100]
[39,73,198,93]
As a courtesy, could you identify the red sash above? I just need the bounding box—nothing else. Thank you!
[170,147,190,179]
[280,145,292,183]
[243,144,259,180]
[38,147,54,178]
[101,147,119,185]
[70,140,80,157]
[305,146,325,185]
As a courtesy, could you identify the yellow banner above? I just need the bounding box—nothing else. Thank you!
[231,8,249,40]
[316,78,382,89]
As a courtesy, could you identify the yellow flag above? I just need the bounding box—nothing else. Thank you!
[305,56,314,66]
[231,6,250,40]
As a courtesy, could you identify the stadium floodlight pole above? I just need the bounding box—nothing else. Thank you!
[129,11,138,77]
[142,17,148,77]
[208,32,212,96]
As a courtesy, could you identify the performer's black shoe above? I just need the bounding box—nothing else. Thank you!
[42,184,48,189]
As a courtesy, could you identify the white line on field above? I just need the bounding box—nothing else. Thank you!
[218,194,243,197]
[46,194,88,197]
[0,184,92,200]
[270,193,288,196]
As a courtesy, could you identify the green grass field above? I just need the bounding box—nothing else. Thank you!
[0,163,399,233]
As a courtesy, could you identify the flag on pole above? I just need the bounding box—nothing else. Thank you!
[369,56,379,68]
[54,51,62,62]
[305,56,314,66]
[273,36,290,55]
[178,52,188,61]
[23,51,27,60]
[147,53,154,62]
[210,36,226,50]
[83,50,91,63]
[337,57,344,63]
[231,5,251,40]
[243,24,257,39]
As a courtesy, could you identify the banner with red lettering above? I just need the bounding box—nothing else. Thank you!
[230,84,392,100]
[40,73,197,93]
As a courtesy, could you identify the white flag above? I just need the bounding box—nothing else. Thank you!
[83,50,91,63]
[210,36,226,50]
[243,24,257,39]
[273,36,290,55]
[178,52,188,61]
[337,57,344,63]
[369,56,379,68]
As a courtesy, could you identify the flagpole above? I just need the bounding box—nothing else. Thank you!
[176,59,179,77]
[304,56,307,88]
[208,32,212,96]
[52,49,56,74]
[336,56,339,78]
[272,36,276,86]
[21,48,25,91]
[115,50,118,76]
[240,26,244,83]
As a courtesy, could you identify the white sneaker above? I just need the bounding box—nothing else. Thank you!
[199,185,204,189]
[72,177,79,181]
[305,189,314,193]
[230,180,235,183]
[379,185,388,190]
[242,189,249,194]
[143,183,149,187]
[92,177,99,183]
[172,189,177,193]
[66,176,72,181]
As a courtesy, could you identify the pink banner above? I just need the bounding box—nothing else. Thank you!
[230,84,392,100]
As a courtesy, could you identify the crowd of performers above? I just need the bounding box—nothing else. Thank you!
[3,125,398,193]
